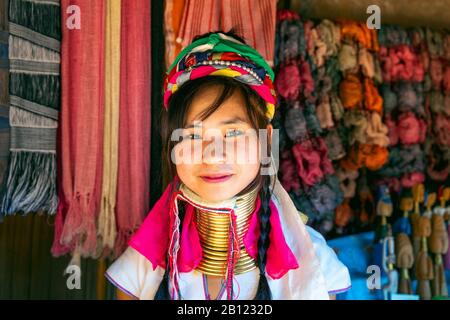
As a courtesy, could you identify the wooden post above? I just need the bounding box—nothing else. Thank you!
[96,258,106,300]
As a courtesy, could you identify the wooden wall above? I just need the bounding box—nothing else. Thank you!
[0,214,115,299]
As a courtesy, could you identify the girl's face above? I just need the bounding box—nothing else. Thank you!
[174,84,267,202]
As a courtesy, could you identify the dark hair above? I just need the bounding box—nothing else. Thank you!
[155,30,274,300]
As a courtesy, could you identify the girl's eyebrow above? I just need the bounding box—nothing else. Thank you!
[184,116,248,128]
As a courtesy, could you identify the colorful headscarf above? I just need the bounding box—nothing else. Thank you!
[163,32,277,120]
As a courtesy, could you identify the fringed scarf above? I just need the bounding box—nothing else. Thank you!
[173,0,276,68]
[0,0,60,216]
[98,0,121,255]
[52,0,105,258]
[114,0,151,256]
[0,0,9,221]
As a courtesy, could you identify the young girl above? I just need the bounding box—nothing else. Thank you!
[105,31,351,300]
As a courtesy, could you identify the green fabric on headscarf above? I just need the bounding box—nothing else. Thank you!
[167,33,275,81]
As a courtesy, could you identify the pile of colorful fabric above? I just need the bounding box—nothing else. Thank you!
[338,21,388,173]
[328,21,387,236]
[424,29,450,183]
[376,26,427,191]
[274,11,343,234]
[273,11,450,245]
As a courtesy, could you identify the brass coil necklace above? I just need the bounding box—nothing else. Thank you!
[179,184,259,277]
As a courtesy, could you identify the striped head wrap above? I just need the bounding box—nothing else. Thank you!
[163,32,277,120]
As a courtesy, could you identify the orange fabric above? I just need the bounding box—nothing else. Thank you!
[340,74,363,109]
[172,0,185,56]
[340,143,389,171]
[364,145,389,170]
[340,20,379,51]
[364,78,383,114]
[164,0,186,70]
[334,200,352,228]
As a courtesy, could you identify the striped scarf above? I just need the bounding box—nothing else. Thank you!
[0,0,60,216]
[0,0,10,222]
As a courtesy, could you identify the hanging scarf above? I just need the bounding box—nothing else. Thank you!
[175,0,220,56]
[164,0,186,70]
[0,0,60,215]
[114,0,151,256]
[221,0,276,67]
[176,0,276,67]
[98,0,121,254]
[0,2,9,204]
[52,0,105,257]
[129,175,330,300]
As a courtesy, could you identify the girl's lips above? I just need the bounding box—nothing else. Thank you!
[200,174,233,183]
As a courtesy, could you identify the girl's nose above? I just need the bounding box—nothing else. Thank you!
[202,138,227,164]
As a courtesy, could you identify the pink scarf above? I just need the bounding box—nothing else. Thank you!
[114,0,151,256]
[128,179,299,298]
[52,0,105,257]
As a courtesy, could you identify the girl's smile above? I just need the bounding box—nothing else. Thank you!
[200,173,234,183]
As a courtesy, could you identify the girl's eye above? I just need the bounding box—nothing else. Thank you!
[184,133,202,140]
[225,129,244,138]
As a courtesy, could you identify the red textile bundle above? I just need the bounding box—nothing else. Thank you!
[275,62,301,101]
[430,58,444,89]
[401,172,425,188]
[280,150,301,192]
[379,45,424,82]
[397,112,427,145]
[434,114,450,147]
[291,137,334,187]
[385,115,399,146]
